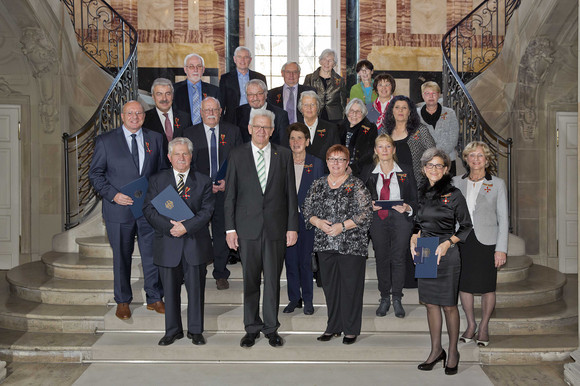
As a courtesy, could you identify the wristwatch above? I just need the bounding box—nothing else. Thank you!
[342,222,346,233]
[447,238,456,248]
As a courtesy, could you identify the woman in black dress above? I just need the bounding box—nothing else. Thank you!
[339,98,378,176]
[410,148,472,375]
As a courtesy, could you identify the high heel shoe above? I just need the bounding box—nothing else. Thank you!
[476,339,489,347]
[316,333,341,342]
[445,353,460,375]
[417,349,446,371]
[459,332,476,343]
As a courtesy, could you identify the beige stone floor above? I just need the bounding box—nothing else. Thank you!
[0,361,568,385]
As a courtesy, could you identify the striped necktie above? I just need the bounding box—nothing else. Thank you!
[177,173,185,196]
[257,149,266,193]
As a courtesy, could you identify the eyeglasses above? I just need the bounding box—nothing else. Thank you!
[321,58,335,64]
[124,111,144,117]
[423,92,439,97]
[327,157,347,163]
[247,92,265,97]
[302,103,317,108]
[425,163,445,170]
[348,110,363,115]
[185,64,204,70]
[251,125,273,131]
[202,108,221,113]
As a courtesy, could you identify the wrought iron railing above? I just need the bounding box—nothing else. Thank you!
[442,0,521,229]
[61,0,138,230]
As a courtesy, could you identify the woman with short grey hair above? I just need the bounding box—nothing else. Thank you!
[338,98,377,176]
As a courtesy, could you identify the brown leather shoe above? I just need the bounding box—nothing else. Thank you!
[147,300,165,314]
[115,303,131,320]
[216,278,230,290]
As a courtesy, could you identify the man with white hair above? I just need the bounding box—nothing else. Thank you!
[218,46,267,124]
[267,61,314,126]
[174,53,219,126]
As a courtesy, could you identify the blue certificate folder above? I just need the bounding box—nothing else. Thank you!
[375,200,404,210]
[151,185,194,221]
[214,159,227,183]
[120,176,149,219]
[414,237,439,279]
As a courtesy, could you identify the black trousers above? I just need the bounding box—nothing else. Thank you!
[369,211,413,299]
[211,192,230,280]
[239,235,286,334]
[318,251,366,336]
[158,257,206,336]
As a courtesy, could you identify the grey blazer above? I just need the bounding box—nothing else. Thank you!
[417,105,459,161]
[453,174,509,253]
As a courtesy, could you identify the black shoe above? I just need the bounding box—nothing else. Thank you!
[317,333,340,342]
[376,297,390,317]
[283,299,303,313]
[418,350,447,371]
[445,353,460,375]
[187,332,206,345]
[342,335,357,345]
[303,302,314,315]
[228,251,240,265]
[265,332,284,347]
[240,332,260,347]
[393,298,405,318]
[158,332,184,346]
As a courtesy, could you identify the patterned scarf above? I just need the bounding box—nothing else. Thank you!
[373,97,392,131]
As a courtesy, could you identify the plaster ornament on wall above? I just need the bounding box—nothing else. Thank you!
[0,77,19,97]
[516,37,554,141]
[20,27,59,134]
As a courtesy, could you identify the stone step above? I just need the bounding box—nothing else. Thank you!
[76,236,140,259]
[497,255,533,283]
[88,331,481,363]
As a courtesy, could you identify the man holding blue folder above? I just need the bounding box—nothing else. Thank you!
[143,137,215,346]
[89,100,166,320]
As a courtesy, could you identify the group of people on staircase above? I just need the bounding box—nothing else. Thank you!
[88,47,509,375]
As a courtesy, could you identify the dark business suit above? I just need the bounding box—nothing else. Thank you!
[224,142,299,334]
[267,84,315,125]
[303,119,340,165]
[88,126,165,305]
[173,80,220,127]
[143,108,190,159]
[361,162,418,299]
[182,121,243,280]
[235,102,289,145]
[285,153,325,305]
[219,69,267,124]
[143,169,215,336]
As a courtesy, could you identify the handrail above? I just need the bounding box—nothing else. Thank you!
[442,0,521,230]
[61,0,138,230]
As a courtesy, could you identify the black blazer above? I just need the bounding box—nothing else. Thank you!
[143,169,215,267]
[143,108,191,158]
[224,142,299,240]
[300,119,340,163]
[360,161,418,214]
[267,84,315,125]
[339,117,378,177]
[219,69,267,124]
[182,121,243,178]
[235,102,289,145]
[173,80,220,127]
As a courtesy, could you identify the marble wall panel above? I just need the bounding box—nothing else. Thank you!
[411,0,447,35]
[138,0,174,30]
[385,0,397,34]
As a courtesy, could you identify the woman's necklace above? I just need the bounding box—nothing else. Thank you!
[328,174,346,187]
[293,155,305,165]
[468,175,485,182]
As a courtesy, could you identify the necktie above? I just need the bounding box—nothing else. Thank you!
[210,127,218,181]
[257,149,266,193]
[378,173,392,220]
[192,87,201,124]
[163,113,173,141]
[177,173,185,196]
[286,86,296,124]
[130,134,139,172]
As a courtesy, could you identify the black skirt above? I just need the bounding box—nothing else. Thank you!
[459,230,497,294]
[418,245,460,306]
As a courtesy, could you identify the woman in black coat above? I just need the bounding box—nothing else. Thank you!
[339,98,377,177]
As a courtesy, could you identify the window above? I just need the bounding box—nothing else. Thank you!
[246,0,340,88]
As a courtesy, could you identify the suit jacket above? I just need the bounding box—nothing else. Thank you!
[453,174,509,253]
[303,119,340,162]
[89,126,165,223]
[143,108,190,158]
[267,84,315,125]
[224,142,299,240]
[182,121,243,177]
[297,154,325,207]
[235,102,289,145]
[339,117,378,177]
[143,169,215,267]
[173,80,220,126]
[219,69,267,124]
[360,162,418,214]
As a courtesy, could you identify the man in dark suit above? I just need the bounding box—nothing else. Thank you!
[297,90,340,167]
[182,97,243,290]
[218,46,267,124]
[89,100,166,320]
[235,79,289,145]
[143,77,190,159]
[267,61,314,125]
[143,137,215,346]
[224,109,299,348]
[174,53,220,127]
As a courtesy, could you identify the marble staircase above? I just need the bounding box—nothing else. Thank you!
[0,236,576,366]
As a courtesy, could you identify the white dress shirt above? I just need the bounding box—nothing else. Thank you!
[203,123,220,176]
[156,108,174,136]
[122,126,144,174]
[250,141,271,184]
[373,162,412,215]
[306,118,319,141]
